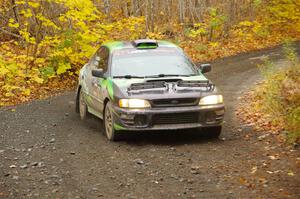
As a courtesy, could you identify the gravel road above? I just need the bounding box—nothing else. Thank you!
[1,45,299,198]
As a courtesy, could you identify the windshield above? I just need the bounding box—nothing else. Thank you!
[111,48,197,77]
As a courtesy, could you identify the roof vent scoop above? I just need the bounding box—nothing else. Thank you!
[132,39,158,49]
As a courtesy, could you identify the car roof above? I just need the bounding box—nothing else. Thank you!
[102,40,181,53]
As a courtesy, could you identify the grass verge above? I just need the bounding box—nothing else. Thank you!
[237,41,300,145]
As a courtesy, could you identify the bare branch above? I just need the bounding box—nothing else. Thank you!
[0,27,22,39]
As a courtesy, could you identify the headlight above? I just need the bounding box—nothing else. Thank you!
[119,99,151,108]
[199,95,223,105]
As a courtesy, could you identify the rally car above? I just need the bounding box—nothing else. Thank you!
[76,39,225,141]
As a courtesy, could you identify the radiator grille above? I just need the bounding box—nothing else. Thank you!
[152,112,199,125]
[151,98,198,107]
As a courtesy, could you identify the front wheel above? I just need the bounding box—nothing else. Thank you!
[104,101,120,141]
[202,126,222,138]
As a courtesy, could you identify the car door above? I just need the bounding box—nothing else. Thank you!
[89,46,109,115]
[81,53,97,109]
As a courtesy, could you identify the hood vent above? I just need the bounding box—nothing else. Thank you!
[146,78,181,83]
[127,80,214,95]
[127,81,168,95]
[177,80,211,87]
[176,80,215,92]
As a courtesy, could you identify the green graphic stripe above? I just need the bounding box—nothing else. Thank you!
[98,78,114,100]
[114,123,127,131]
[107,78,114,100]
[105,41,124,53]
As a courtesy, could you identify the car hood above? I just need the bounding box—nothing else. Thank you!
[111,75,218,100]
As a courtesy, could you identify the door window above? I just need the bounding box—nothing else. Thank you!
[89,47,109,72]
[97,47,109,72]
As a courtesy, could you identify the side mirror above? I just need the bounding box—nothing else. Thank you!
[92,69,104,78]
[200,63,211,74]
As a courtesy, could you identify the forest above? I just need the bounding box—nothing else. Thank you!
[0,0,299,106]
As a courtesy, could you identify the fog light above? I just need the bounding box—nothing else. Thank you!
[215,109,225,116]
[134,115,147,126]
[206,112,216,123]
[120,114,135,120]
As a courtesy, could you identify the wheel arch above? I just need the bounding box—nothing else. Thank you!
[103,97,110,116]
[75,85,82,113]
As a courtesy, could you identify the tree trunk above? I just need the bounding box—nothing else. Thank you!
[179,0,185,24]
[10,0,19,23]
[103,0,110,19]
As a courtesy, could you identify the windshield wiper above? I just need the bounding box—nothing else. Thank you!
[113,75,145,79]
[145,74,197,78]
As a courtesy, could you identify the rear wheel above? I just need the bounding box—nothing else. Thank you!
[79,89,88,120]
[203,126,222,138]
[104,101,120,141]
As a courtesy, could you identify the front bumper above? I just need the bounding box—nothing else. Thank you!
[112,104,225,131]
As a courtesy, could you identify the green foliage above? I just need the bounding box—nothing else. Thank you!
[254,0,262,8]
[40,66,55,79]
[208,8,226,31]
[258,57,276,78]
[283,39,299,63]
[257,41,300,143]
[287,107,300,143]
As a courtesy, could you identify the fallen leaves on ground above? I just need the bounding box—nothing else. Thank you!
[0,76,77,107]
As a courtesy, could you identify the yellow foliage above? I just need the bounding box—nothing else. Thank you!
[209,42,219,48]
[56,62,71,75]
[36,14,61,30]
[20,8,33,18]
[146,32,164,40]
[23,88,31,96]
[8,18,19,28]
[266,0,300,33]
[28,1,40,8]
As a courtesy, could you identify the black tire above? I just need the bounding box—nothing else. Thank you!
[203,126,222,138]
[79,89,88,120]
[104,101,121,141]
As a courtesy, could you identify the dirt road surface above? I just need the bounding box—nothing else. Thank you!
[1,45,300,198]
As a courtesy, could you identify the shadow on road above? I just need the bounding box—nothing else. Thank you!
[83,114,222,146]
[123,130,222,146]
[73,107,222,146]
